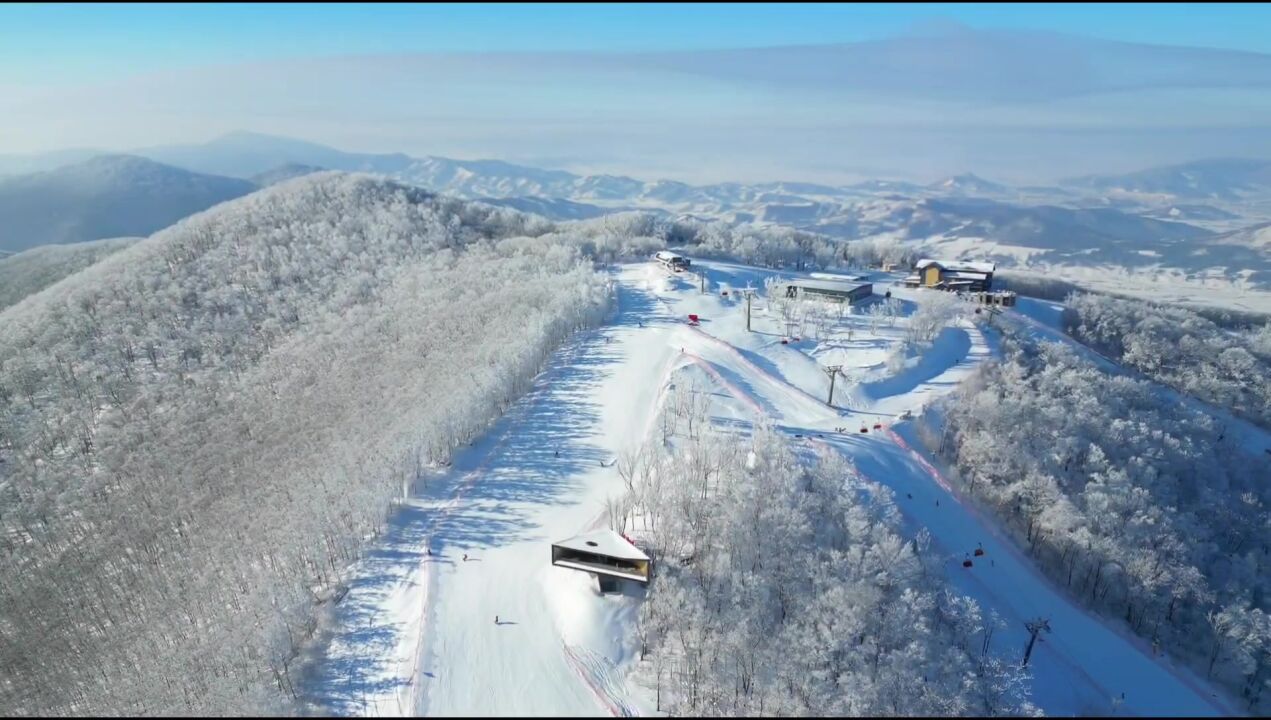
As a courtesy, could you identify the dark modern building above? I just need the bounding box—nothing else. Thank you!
[776,278,873,304]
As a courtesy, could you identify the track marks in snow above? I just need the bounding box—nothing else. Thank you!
[562,641,639,717]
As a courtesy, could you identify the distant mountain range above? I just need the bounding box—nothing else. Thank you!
[926,173,1011,197]
[131,132,1271,209]
[249,162,326,187]
[1063,159,1271,201]
[0,148,104,176]
[7,131,1271,208]
[0,155,257,253]
[3,132,1269,292]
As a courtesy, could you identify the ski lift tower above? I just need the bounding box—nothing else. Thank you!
[981,305,1003,328]
[742,288,758,332]
[822,365,842,406]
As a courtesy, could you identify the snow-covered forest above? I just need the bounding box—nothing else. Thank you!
[1062,293,1271,430]
[932,325,1271,712]
[0,174,904,716]
[615,410,1037,715]
[554,210,919,273]
[992,272,1083,302]
[0,237,139,311]
[0,174,613,715]
[3,170,1262,716]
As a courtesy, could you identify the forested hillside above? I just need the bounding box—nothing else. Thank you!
[1062,293,1271,429]
[0,174,612,715]
[556,210,918,271]
[932,326,1271,712]
[624,425,1036,716]
[0,237,139,311]
[0,155,256,252]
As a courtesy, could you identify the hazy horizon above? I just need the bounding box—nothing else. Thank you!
[5,4,1271,185]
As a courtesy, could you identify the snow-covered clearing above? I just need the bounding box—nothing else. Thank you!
[1004,264,1271,316]
[305,260,1237,717]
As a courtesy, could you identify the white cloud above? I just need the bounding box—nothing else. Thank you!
[5,28,1271,183]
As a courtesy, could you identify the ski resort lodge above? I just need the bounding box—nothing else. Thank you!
[551,529,651,592]
[903,259,996,292]
[775,278,873,304]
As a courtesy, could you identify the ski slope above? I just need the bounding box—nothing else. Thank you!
[306,259,1237,717]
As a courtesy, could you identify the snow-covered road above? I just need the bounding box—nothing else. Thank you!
[307,260,1236,717]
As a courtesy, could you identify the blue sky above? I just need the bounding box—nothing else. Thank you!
[4,3,1271,83]
[4,3,1271,183]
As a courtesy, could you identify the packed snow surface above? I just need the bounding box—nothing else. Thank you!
[307,260,1237,717]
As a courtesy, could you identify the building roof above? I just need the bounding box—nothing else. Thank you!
[809,271,871,282]
[782,278,872,294]
[551,529,649,561]
[945,271,992,281]
[915,259,996,274]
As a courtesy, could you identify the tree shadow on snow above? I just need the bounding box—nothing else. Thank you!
[856,327,972,401]
[300,276,665,710]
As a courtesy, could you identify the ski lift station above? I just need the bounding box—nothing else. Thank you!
[809,271,871,282]
[902,259,996,292]
[775,278,873,304]
[551,529,651,592]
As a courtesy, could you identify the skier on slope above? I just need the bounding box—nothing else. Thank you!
[495,615,499,624]
[463,553,468,562]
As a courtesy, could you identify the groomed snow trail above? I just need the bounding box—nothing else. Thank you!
[409,268,683,716]
[310,260,1237,718]
[649,261,1235,717]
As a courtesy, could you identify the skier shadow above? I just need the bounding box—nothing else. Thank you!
[494,620,518,626]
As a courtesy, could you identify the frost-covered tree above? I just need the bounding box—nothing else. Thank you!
[624,427,1037,716]
[906,290,964,345]
[1064,293,1271,429]
[0,237,140,311]
[0,174,614,716]
[934,322,1270,712]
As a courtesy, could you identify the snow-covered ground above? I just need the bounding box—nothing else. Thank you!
[304,259,1238,717]
[1005,264,1271,315]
